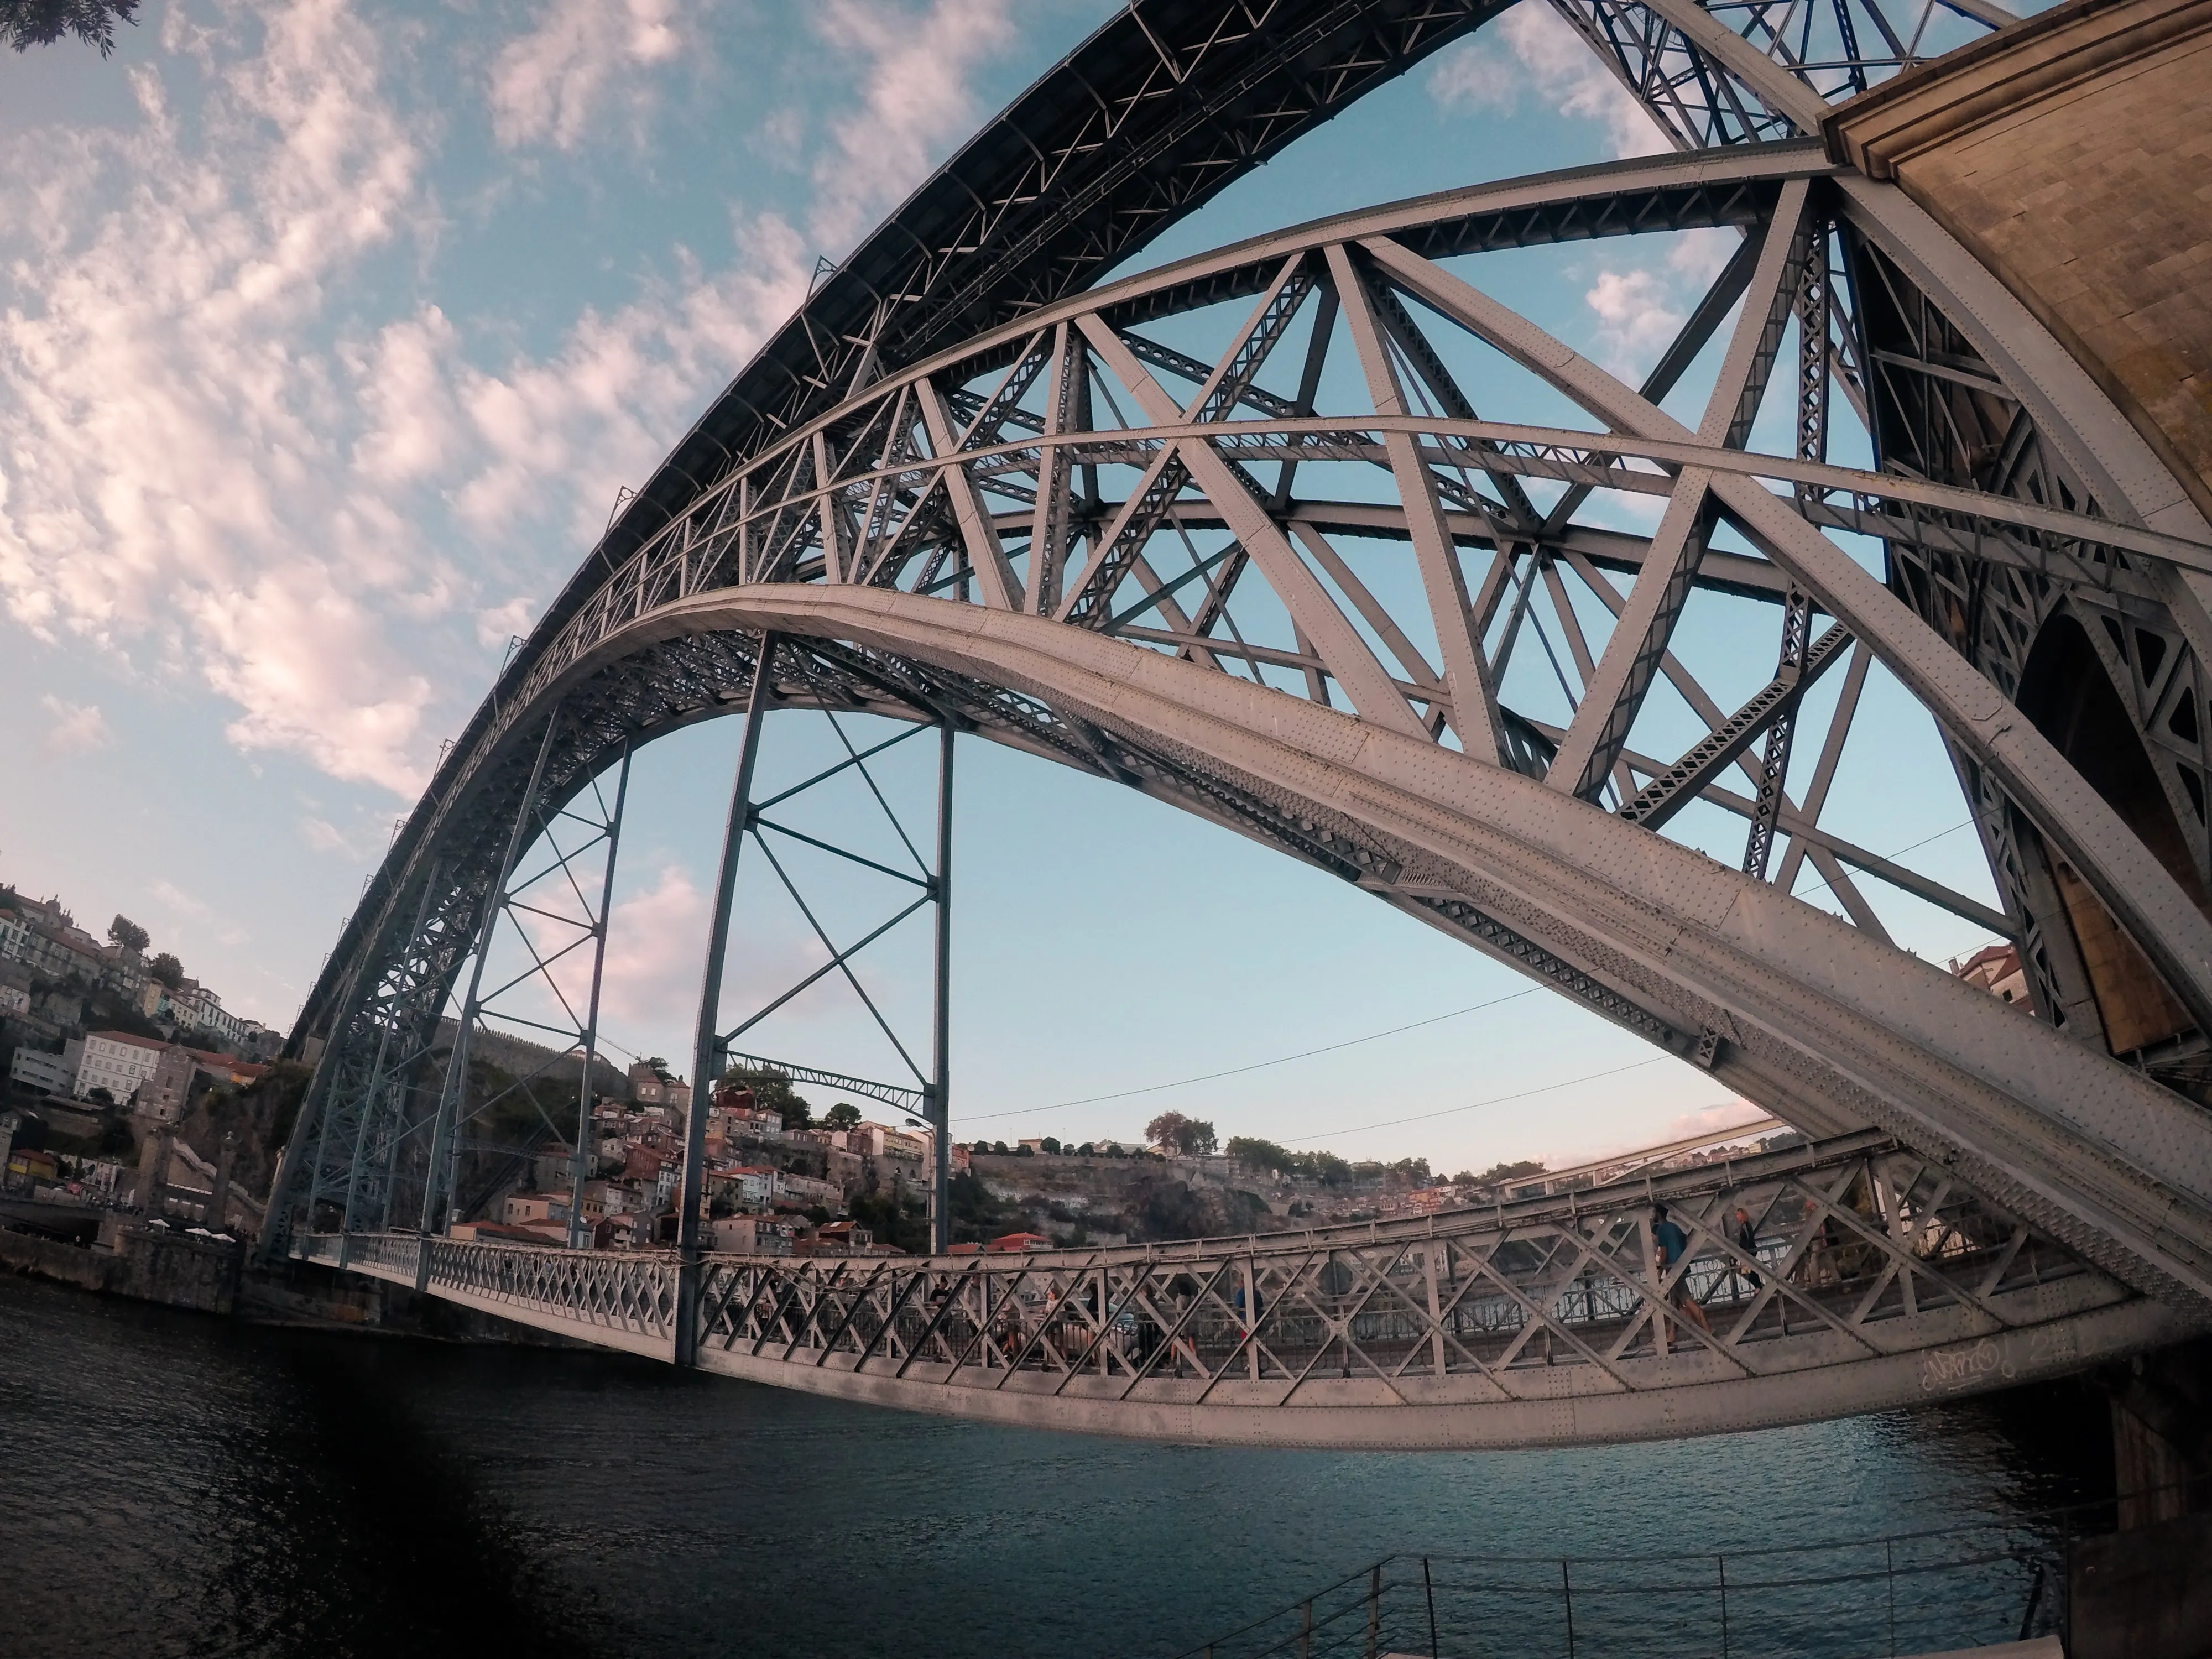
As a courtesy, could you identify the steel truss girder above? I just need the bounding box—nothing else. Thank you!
[281,150,2212,1322]
[551,582,2212,1315]
[296,1126,2190,1448]
[270,1,2212,1455]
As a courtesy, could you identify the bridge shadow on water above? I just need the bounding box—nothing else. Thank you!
[0,1272,2111,1659]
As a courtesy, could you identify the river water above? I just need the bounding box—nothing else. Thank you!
[0,1272,2110,1659]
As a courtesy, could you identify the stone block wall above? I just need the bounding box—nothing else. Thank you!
[1826,0,2212,523]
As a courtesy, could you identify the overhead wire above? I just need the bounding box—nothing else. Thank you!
[1284,1056,1673,1142]
[1788,817,1980,911]
[953,986,1541,1124]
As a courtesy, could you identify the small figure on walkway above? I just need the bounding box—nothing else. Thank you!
[1731,1206,1763,1292]
[1651,1202,1711,1335]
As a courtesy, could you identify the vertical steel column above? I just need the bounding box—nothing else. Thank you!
[676,634,779,1366]
[418,710,560,1246]
[340,867,441,1247]
[568,743,632,1250]
[929,717,955,1255]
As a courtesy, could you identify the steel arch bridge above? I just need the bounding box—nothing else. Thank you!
[267,0,2212,1447]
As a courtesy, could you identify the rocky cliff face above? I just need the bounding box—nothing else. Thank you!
[968,1154,1275,1245]
[175,1061,311,1209]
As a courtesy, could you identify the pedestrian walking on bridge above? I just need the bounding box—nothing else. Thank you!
[1652,1203,1712,1337]
[1731,1206,1763,1294]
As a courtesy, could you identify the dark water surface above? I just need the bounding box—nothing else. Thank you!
[0,1272,2109,1659]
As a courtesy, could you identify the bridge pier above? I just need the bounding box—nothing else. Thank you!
[2071,1338,2212,1658]
[2101,1337,2212,1527]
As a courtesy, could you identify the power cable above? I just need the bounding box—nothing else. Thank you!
[1790,817,1980,910]
[953,987,1541,1124]
[1284,1056,1671,1142]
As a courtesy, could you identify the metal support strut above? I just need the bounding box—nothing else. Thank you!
[930,716,954,1255]
[420,711,561,1247]
[567,743,632,1249]
[678,634,780,1368]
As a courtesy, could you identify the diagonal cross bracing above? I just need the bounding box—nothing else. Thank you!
[271,4,2212,1445]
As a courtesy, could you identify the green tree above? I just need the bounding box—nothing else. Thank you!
[1474,1158,1547,1186]
[849,1186,929,1252]
[147,952,184,989]
[106,914,148,954]
[1145,1111,1218,1157]
[824,1102,862,1130]
[3,0,138,54]
[1225,1135,1298,1175]
[948,1169,1019,1244]
[717,1065,813,1130]
[1039,1135,1061,1155]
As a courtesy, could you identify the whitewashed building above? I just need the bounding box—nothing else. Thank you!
[74,1031,166,1106]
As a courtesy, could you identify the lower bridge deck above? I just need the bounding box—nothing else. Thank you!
[296,1130,2195,1447]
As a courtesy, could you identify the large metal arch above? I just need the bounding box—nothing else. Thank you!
[264,0,2212,1451]
[448,149,2212,1041]
[526,583,2212,1306]
[278,145,2212,1300]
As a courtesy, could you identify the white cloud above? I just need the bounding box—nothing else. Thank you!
[299,815,375,858]
[1583,226,1746,383]
[0,0,439,794]
[1585,266,1682,375]
[1660,1099,1772,1141]
[1428,34,1520,114]
[592,862,708,1027]
[805,0,1016,249]
[39,696,111,757]
[0,0,806,799]
[488,0,690,152]
[1428,3,1667,159]
[3,0,1036,808]
[475,595,536,650]
[441,226,811,547]
[1668,227,1735,289]
[152,877,249,944]
[152,879,213,921]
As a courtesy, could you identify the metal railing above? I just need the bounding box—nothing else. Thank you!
[1162,1486,2212,1659]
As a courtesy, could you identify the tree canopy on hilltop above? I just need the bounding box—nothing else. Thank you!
[1145,1111,1217,1156]
[1473,1158,1547,1186]
[1224,1136,1353,1185]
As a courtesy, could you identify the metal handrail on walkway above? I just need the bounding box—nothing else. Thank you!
[1165,1481,2212,1659]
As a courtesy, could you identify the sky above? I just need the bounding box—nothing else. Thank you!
[0,0,2020,1178]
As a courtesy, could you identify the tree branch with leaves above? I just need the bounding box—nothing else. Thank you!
[3,0,139,55]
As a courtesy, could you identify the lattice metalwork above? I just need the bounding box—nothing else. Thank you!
[1553,0,2012,151]
[273,0,2212,1424]
[294,1129,2184,1446]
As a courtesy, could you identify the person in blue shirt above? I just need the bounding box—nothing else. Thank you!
[1651,1203,1712,1335]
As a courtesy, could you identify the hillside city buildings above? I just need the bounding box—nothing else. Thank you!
[3,864,2032,1251]
[1,885,277,1125]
